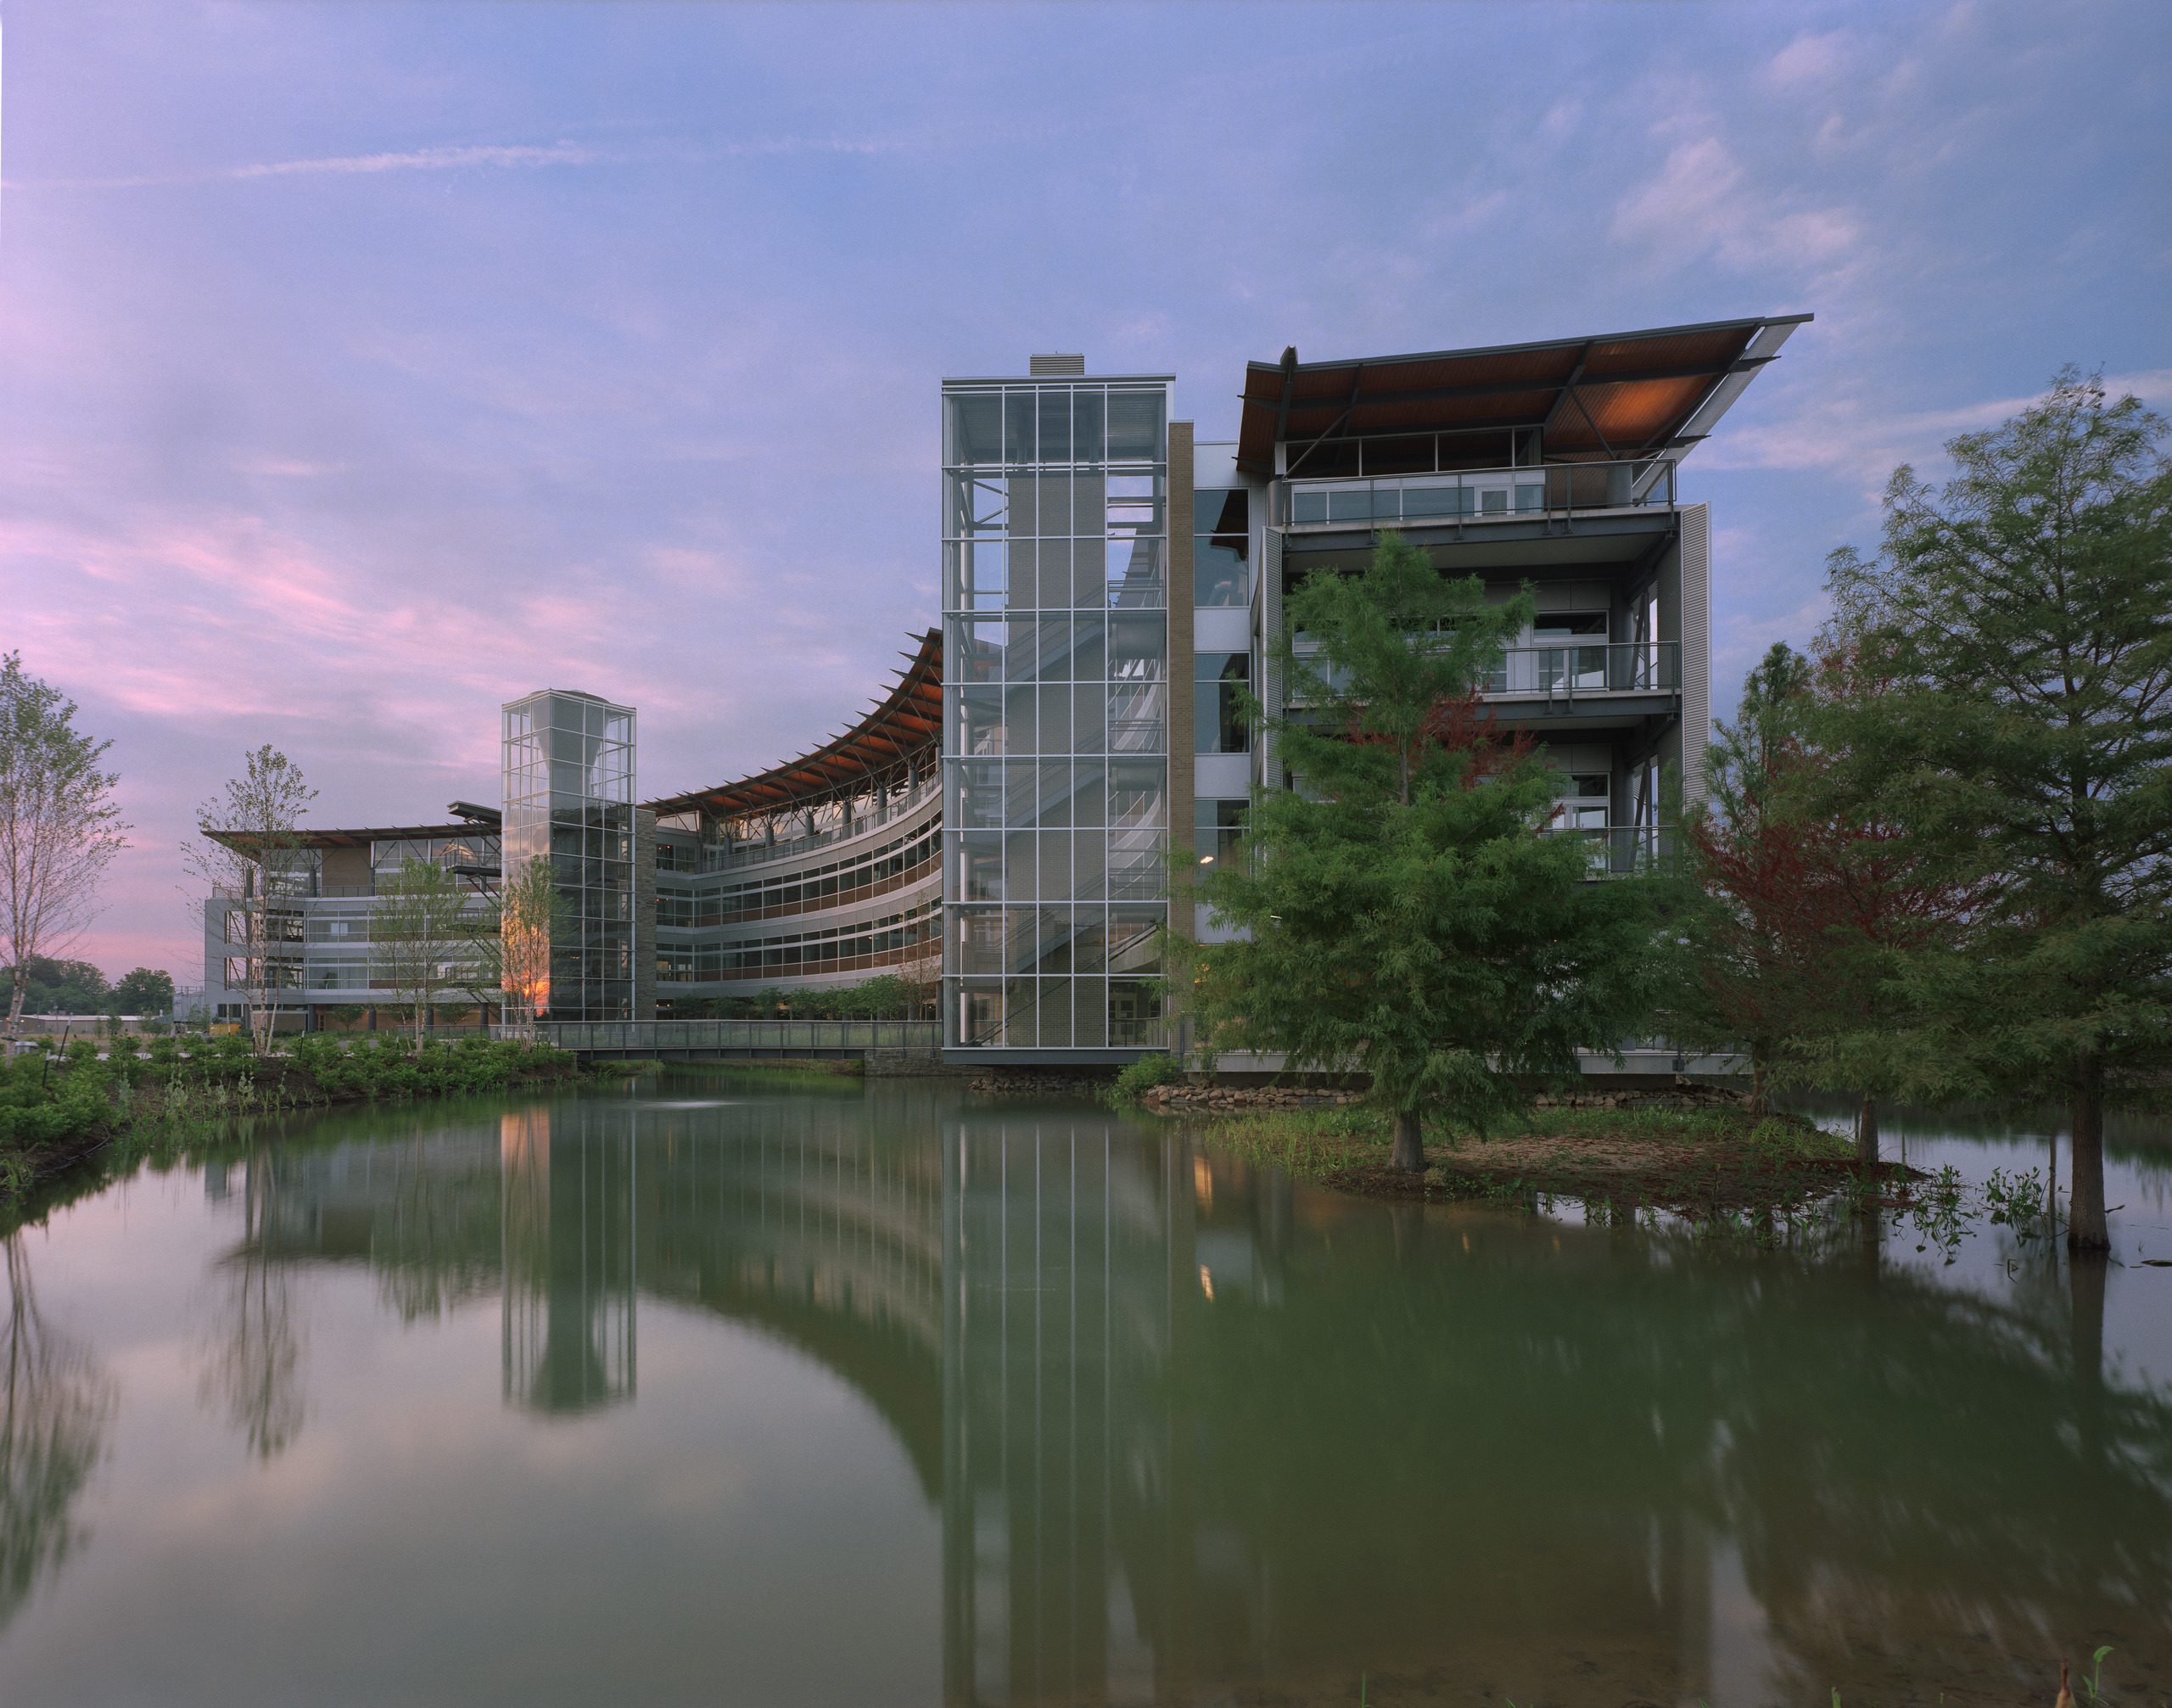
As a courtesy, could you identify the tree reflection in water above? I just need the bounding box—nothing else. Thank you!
[0,1234,115,1632]
[154,1093,2172,1702]
[199,1162,308,1460]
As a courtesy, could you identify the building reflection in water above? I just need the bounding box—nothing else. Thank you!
[500,1106,636,1415]
[943,1119,1184,1707]
[182,1093,2172,1705]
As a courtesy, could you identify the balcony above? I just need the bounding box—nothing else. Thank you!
[1486,641,1678,702]
[1291,641,1678,710]
[1547,820,1675,878]
[1282,457,1677,531]
[701,774,941,871]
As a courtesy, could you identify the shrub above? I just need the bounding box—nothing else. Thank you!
[1109,1053,1182,1102]
[0,1048,115,1150]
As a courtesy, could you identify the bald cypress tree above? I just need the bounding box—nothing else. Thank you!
[1181,535,1666,1173]
[1820,373,2172,1251]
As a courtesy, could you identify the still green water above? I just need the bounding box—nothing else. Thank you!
[1,1078,2168,1707]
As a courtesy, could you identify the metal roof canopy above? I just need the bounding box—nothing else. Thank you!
[1235,313,1810,477]
[204,821,496,855]
[642,629,944,823]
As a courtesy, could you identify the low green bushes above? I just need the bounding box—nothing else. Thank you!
[1108,1053,1182,1103]
[0,1042,115,1151]
[0,1032,578,1207]
[288,1033,570,1100]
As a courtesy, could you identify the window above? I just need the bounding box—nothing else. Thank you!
[1194,490,1250,607]
[1195,798,1246,867]
[1559,772,1610,830]
[1534,613,1609,692]
[1195,653,1252,753]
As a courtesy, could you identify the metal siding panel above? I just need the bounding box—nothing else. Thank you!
[1680,504,1710,806]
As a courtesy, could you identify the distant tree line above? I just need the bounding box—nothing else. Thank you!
[0,958,175,1019]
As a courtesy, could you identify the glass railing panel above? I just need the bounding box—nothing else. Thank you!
[1285,459,1675,529]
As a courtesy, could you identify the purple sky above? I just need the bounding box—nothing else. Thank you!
[4,0,2168,985]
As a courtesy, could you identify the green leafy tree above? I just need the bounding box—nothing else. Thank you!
[0,958,110,1016]
[1181,535,1667,1173]
[1821,372,2172,1249]
[0,655,130,1032]
[109,968,174,1017]
[370,857,479,1041]
[1669,643,1822,1118]
[186,746,316,1053]
[498,855,564,1033]
[1673,643,1979,1162]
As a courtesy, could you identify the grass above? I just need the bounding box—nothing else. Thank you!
[1184,1105,1391,1182]
[1183,1096,1890,1221]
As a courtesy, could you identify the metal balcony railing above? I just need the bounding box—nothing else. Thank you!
[1290,641,1679,706]
[697,776,941,872]
[1486,641,1679,698]
[1282,457,1677,529]
[1545,820,1675,877]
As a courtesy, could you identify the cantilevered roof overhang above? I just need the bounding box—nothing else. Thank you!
[204,820,496,855]
[1234,313,1810,477]
[642,629,944,822]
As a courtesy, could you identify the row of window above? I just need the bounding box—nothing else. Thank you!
[942,386,1166,468]
[657,820,940,922]
[946,540,1167,614]
[944,471,1164,540]
[950,829,1168,904]
[951,977,1166,1050]
[947,612,1168,684]
[950,905,1164,979]
[949,689,1167,761]
[949,759,1168,831]
[655,900,941,982]
[368,835,497,871]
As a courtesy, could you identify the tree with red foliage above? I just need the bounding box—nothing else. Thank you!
[1675,641,1980,1162]
[1671,643,1827,1119]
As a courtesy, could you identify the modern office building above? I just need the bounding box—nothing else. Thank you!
[203,314,1804,1053]
[200,806,502,1032]
[937,314,1805,1062]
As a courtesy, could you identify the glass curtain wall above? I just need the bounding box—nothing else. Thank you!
[942,377,1171,1050]
[501,690,636,1022]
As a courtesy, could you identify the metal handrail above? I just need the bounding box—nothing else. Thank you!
[695,777,941,872]
[523,1017,943,1052]
[1544,820,1676,876]
[1288,640,1680,703]
[1485,641,1680,697]
[1283,457,1676,528]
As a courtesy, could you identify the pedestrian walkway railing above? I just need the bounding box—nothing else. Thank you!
[515,1018,943,1055]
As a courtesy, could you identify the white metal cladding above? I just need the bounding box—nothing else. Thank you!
[1258,527,1283,789]
[1679,502,1710,806]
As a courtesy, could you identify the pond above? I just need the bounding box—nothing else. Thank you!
[0,1078,2168,1707]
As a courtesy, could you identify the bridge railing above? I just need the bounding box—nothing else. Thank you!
[517,1018,943,1055]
